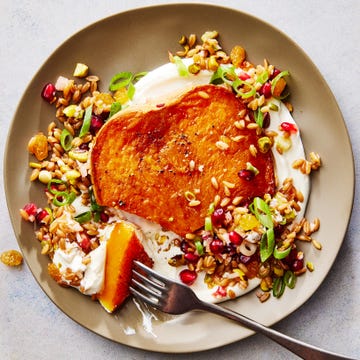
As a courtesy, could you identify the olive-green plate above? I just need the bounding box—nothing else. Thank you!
[4,3,354,353]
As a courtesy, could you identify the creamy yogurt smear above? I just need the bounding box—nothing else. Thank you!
[52,59,310,304]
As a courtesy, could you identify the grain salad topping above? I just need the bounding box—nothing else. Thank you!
[21,31,321,308]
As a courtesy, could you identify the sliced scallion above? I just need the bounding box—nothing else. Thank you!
[74,211,92,224]
[246,162,259,176]
[60,128,73,152]
[257,70,269,84]
[272,277,285,298]
[194,239,204,256]
[47,178,66,195]
[259,228,275,262]
[109,71,133,91]
[52,191,76,207]
[184,191,196,202]
[284,270,296,289]
[249,197,273,230]
[173,56,189,77]
[254,107,264,128]
[273,245,292,260]
[79,104,93,138]
[108,101,122,119]
[204,216,213,232]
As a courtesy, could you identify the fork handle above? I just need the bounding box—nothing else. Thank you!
[196,301,353,359]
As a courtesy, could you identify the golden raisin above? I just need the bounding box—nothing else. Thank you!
[47,263,62,283]
[230,45,246,67]
[272,77,287,97]
[113,88,129,105]
[28,132,49,161]
[0,250,23,266]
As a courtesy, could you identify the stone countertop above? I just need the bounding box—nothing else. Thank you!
[1,1,359,359]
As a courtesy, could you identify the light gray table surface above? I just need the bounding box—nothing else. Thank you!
[1,1,359,359]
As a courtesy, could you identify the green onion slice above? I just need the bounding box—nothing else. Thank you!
[207,202,215,215]
[60,129,73,152]
[89,187,103,213]
[109,71,133,91]
[284,270,296,289]
[257,70,269,84]
[74,211,92,224]
[259,228,275,262]
[194,239,204,256]
[254,108,264,128]
[249,197,273,230]
[204,216,213,232]
[210,65,237,85]
[133,71,147,82]
[47,178,67,195]
[184,191,196,202]
[273,277,286,298]
[211,65,256,99]
[173,56,189,77]
[79,104,93,138]
[273,245,292,260]
[246,162,259,176]
[108,102,122,119]
[52,191,76,207]
[127,82,136,100]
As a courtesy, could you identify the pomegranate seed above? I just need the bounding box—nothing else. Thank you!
[210,239,224,254]
[214,286,227,297]
[239,72,250,81]
[211,208,226,227]
[280,122,297,133]
[238,169,255,181]
[283,248,297,265]
[228,231,243,245]
[239,254,252,264]
[270,67,281,79]
[184,252,199,263]
[291,258,304,272]
[79,235,92,253]
[36,209,49,223]
[23,203,37,216]
[79,143,89,151]
[90,115,104,135]
[180,240,190,253]
[99,212,109,222]
[260,82,272,98]
[179,269,197,285]
[41,83,56,103]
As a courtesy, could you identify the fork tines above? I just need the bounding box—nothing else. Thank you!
[130,260,167,308]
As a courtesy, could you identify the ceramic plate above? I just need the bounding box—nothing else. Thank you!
[4,4,354,353]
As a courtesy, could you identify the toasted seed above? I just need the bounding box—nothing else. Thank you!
[211,176,219,190]
[220,197,231,207]
[306,261,314,272]
[188,200,201,207]
[247,123,259,130]
[312,239,322,250]
[198,90,210,99]
[232,196,243,206]
[215,140,229,150]
[223,180,235,189]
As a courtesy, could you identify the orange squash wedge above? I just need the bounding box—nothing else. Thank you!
[98,221,153,313]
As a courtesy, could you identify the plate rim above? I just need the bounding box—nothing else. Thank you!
[4,2,355,353]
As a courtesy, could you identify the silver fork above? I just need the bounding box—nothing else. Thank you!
[130,260,353,360]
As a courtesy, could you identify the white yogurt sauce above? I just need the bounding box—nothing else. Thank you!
[52,59,310,303]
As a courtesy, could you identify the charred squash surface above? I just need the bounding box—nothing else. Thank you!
[98,222,153,313]
[91,84,275,236]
